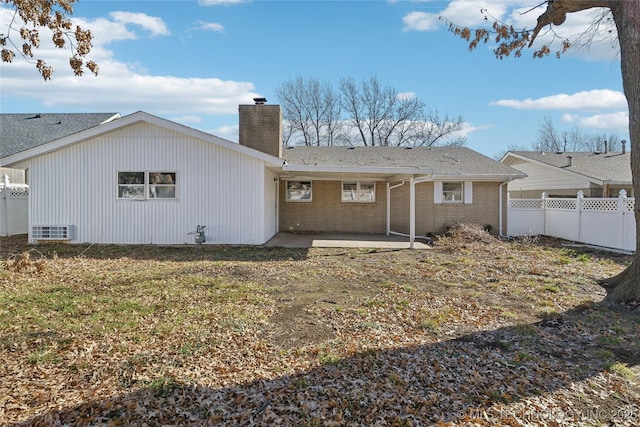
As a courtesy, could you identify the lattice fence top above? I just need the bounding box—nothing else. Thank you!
[8,187,29,198]
[509,199,543,210]
[626,199,635,213]
[582,198,619,212]
[510,196,635,213]
[546,199,577,210]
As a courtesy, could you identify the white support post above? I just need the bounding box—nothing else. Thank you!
[409,176,415,249]
[386,182,390,236]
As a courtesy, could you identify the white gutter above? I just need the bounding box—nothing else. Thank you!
[431,174,526,181]
[282,164,434,176]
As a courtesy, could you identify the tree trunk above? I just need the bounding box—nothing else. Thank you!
[601,2,640,305]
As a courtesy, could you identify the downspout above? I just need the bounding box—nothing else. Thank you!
[386,181,406,235]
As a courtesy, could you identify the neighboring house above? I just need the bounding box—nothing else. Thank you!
[0,102,525,245]
[1,113,121,165]
[501,150,632,199]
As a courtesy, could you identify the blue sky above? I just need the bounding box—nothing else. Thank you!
[0,0,628,158]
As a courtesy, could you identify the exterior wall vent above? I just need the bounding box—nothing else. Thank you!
[32,225,73,241]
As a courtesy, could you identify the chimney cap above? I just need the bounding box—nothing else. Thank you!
[253,97,267,105]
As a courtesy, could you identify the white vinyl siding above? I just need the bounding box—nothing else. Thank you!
[26,121,273,245]
[506,161,590,193]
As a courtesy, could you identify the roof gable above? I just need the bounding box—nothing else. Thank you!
[1,111,282,167]
[502,151,632,184]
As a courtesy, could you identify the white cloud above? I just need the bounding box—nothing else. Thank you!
[0,5,259,122]
[108,11,170,37]
[490,89,627,111]
[212,124,240,142]
[402,12,439,31]
[198,0,246,6]
[397,91,417,100]
[563,111,629,132]
[195,21,225,32]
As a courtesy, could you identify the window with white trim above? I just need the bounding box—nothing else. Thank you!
[342,181,375,202]
[118,171,177,200]
[286,181,312,202]
[434,181,473,204]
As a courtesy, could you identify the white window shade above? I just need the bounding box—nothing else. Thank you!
[464,181,473,204]
[434,181,443,204]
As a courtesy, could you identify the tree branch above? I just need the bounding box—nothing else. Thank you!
[530,0,614,45]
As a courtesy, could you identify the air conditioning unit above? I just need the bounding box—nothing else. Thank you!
[32,225,74,241]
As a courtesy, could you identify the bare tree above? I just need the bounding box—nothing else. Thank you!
[279,75,464,147]
[529,117,623,153]
[534,117,564,152]
[340,76,431,146]
[444,0,640,305]
[276,76,342,146]
[1,0,98,79]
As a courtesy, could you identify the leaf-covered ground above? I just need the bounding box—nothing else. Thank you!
[1,226,639,426]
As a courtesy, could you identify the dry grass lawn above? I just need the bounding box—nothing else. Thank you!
[1,225,639,426]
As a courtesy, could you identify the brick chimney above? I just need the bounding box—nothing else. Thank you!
[238,98,282,158]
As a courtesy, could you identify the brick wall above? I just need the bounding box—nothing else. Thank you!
[280,180,504,235]
[238,104,282,158]
[279,180,387,233]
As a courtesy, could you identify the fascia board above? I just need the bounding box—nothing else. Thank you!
[431,173,527,182]
[1,111,282,167]
[282,164,434,175]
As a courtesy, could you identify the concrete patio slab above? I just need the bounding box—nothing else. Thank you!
[264,232,432,249]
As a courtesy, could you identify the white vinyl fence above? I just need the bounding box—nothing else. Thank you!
[508,190,636,252]
[0,175,29,237]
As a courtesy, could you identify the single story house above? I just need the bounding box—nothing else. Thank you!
[1,102,525,246]
[500,150,632,199]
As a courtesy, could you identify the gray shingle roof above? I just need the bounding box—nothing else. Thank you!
[1,113,120,158]
[282,146,523,177]
[507,151,632,183]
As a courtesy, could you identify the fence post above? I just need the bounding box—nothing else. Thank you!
[618,189,627,250]
[542,192,548,235]
[577,190,584,243]
[1,175,9,237]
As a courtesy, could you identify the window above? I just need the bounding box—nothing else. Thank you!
[286,181,312,202]
[117,171,177,200]
[118,172,145,200]
[442,182,463,202]
[149,172,176,199]
[434,181,473,204]
[342,181,375,203]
